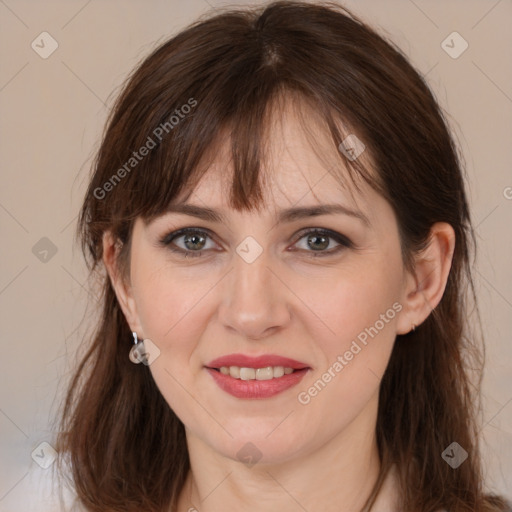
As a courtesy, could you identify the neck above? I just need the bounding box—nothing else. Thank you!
[176,392,399,512]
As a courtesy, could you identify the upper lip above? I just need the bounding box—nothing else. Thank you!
[205,353,310,370]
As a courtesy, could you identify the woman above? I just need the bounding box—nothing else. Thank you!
[55,1,512,511]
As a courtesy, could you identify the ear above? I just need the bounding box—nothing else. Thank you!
[102,231,144,336]
[396,222,456,335]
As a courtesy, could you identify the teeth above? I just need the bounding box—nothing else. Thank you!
[217,366,298,380]
[240,367,256,380]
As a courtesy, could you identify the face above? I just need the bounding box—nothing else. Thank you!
[119,99,411,465]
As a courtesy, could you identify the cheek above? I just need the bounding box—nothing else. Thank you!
[131,252,213,346]
[293,265,401,434]
[294,249,404,415]
[131,262,216,426]
[303,251,403,350]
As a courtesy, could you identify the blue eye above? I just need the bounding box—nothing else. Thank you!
[159,228,213,258]
[159,227,352,259]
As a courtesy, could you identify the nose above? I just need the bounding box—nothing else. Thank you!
[218,249,292,341]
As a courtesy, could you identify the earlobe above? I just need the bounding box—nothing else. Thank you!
[102,231,143,335]
[396,222,455,334]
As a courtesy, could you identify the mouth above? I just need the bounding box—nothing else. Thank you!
[203,353,311,399]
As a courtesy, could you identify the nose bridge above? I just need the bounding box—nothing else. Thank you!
[219,240,290,339]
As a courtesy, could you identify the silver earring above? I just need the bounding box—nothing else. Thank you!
[411,324,416,332]
[129,331,148,364]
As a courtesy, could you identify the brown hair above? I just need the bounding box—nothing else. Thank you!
[54,1,510,511]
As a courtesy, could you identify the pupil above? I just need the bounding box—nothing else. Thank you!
[185,234,205,250]
[309,234,328,250]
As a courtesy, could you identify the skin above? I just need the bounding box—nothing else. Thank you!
[103,97,455,512]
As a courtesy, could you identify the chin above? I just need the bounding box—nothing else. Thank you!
[207,428,309,467]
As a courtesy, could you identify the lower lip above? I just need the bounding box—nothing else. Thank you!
[205,367,309,399]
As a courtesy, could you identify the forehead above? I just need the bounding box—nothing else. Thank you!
[178,94,375,215]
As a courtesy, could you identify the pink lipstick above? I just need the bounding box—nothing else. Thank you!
[204,353,311,399]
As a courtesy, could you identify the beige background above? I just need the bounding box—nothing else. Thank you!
[0,0,511,510]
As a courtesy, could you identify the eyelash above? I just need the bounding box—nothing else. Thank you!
[158,227,352,259]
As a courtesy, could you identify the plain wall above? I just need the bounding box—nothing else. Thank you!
[0,0,511,509]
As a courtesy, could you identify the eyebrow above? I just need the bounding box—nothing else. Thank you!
[162,202,370,227]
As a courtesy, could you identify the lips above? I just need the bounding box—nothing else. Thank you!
[205,353,310,370]
[204,353,311,399]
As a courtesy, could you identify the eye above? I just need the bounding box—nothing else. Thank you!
[158,228,216,258]
[290,228,352,257]
[158,227,352,258]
